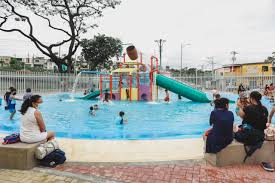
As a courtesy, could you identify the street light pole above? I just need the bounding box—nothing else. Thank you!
[155,39,166,69]
[180,43,191,77]
[180,43,183,77]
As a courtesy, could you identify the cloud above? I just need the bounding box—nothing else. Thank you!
[0,0,274,69]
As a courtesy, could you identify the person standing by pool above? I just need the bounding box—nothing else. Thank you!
[20,95,55,143]
[23,88,32,101]
[3,87,14,110]
[205,98,234,153]
[212,88,219,100]
[8,88,22,120]
[237,83,246,95]
[164,89,170,102]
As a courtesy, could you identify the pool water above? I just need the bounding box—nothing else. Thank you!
[0,92,273,140]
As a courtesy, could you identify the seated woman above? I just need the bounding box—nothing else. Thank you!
[206,98,234,153]
[20,95,55,143]
[238,91,268,132]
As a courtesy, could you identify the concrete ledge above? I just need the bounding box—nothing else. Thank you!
[205,140,275,167]
[0,141,44,170]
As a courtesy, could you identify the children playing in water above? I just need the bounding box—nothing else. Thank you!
[4,87,15,110]
[116,111,128,125]
[270,96,275,103]
[103,91,109,103]
[83,90,88,96]
[164,89,170,102]
[235,92,250,116]
[89,106,96,116]
[8,89,22,120]
[210,94,221,107]
[93,104,99,110]
[23,88,32,101]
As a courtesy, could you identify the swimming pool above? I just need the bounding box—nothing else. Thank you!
[0,92,272,140]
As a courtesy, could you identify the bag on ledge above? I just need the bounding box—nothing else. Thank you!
[2,133,20,145]
[39,149,66,168]
[35,140,59,160]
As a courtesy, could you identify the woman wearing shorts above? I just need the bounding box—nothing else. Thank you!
[20,95,55,143]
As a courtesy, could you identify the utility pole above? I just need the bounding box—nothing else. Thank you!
[155,39,166,69]
[206,56,216,77]
[230,51,238,72]
[230,51,239,88]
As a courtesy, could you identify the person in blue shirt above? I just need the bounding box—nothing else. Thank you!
[4,87,15,110]
[8,89,22,120]
[115,111,128,125]
[206,98,234,153]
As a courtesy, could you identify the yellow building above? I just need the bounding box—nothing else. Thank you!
[215,62,274,90]
[241,62,272,76]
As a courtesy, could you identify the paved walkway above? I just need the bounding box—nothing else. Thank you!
[1,160,275,183]
[53,160,275,183]
[0,169,91,183]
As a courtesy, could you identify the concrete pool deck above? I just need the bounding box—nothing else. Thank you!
[0,133,204,162]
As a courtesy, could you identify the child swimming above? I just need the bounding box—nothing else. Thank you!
[115,111,128,125]
[93,104,99,110]
[164,89,170,102]
[270,96,274,103]
[103,91,109,103]
[89,106,96,116]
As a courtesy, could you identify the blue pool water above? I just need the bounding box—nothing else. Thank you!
[0,92,273,140]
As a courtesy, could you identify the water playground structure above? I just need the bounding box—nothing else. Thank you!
[75,46,211,103]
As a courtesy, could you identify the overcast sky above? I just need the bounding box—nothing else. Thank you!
[0,0,275,69]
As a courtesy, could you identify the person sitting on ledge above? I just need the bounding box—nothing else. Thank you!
[20,95,55,143]
[206,98,234,153]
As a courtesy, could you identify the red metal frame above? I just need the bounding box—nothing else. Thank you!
[129,74,132,101]
[123,53,126,63]
[99,74,103,99]
[137,73,140,101]
[110,75,113,101]
[119,74,122,100]
[149,56,159,101]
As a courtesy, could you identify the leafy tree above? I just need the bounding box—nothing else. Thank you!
[80,34,123,70]
[10,58,25,70]
[0,0,121,73]
[265,52,275,63]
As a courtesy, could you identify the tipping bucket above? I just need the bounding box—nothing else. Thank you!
[126,46,138,60]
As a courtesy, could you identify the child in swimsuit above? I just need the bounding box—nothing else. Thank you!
[115,111,128,125]
[89,106,96,116]
[164,89,170,102]
[9,89,22,120]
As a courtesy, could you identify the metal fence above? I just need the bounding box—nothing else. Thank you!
[1,70,274,95]
[173,75,275,92]
[0,71,99,95]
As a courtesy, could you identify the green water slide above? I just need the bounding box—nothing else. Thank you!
[156,74,211,103]
[77,90,101,100]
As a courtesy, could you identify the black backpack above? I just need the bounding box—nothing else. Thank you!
[39,149,66,168]
[235,128,264,162]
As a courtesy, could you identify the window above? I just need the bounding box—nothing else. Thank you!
[262,66,269,72]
